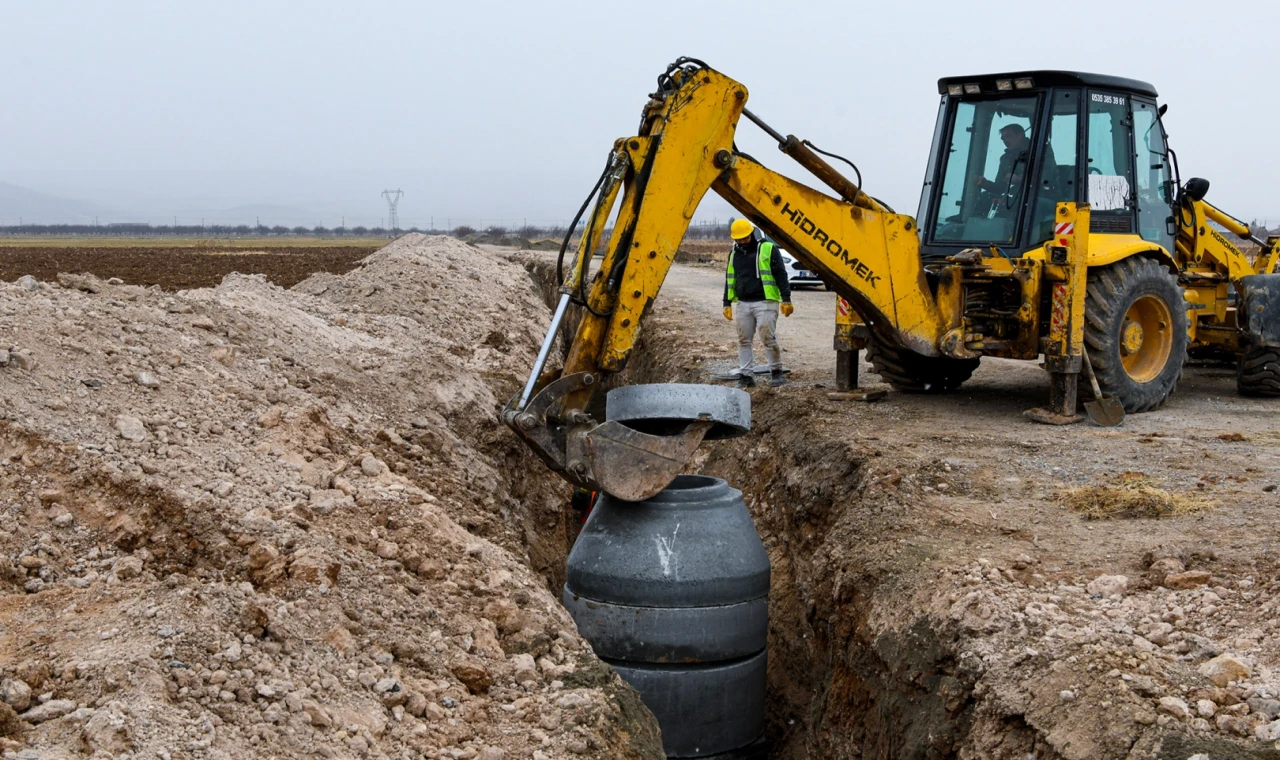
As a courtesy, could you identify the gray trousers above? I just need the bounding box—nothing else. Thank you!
[733,300,782,373]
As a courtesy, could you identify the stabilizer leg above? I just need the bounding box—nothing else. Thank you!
[827,300,885,402]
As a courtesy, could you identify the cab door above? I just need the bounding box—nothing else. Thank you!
[1028,88,1082,244]
[1085,90,1137,234]
[1131,99,1174,251]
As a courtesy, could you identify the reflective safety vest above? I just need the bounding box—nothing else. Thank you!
[725,241,781,303]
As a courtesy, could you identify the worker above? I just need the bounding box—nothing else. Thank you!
[974,123,1032,196]
[722,219,793,388]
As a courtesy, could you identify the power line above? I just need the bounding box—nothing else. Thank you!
[381,189,404,231]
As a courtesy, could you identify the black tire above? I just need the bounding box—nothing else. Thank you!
[1237,345,1280,396]
[1083,257,1188,413]
[866,337,979,393]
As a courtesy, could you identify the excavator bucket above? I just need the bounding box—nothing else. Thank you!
[1239,275,1280,347]
[591,384,750,501]
[585,420,713,502]
[505,378,751,501]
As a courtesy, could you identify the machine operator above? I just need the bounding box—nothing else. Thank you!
[974,123,1032,198]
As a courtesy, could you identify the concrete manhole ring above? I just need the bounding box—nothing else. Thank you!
[605,383,750,440]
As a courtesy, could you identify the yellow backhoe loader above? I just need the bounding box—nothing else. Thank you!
[505,57,1280,499]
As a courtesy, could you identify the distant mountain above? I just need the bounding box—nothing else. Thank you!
[0,183,330,228]
[0,180,121,225]
[173,203,323,227]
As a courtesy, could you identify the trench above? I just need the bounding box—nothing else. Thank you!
[503,252,1280,760]
[510,253,986,760]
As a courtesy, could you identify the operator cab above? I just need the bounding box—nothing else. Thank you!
[916,71,1173,263]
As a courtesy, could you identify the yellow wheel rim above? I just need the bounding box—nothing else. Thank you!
[1119,295,1173,383]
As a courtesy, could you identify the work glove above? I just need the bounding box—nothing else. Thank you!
[723,306,733,321]
[780,302,794,317]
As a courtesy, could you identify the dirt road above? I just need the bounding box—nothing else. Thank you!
[660,260,1280,492]
[660,259,1280,570]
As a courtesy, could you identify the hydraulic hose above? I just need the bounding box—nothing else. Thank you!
[556,156,614,286]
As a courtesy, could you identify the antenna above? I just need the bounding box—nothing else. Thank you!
[381,189,404,231]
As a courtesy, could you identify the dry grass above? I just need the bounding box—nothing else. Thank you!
[1062,473,1214,520]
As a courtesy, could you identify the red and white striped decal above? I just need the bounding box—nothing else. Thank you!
[1050,282,1068,335]
[836,296,850,318]
[1055,221,1075,247]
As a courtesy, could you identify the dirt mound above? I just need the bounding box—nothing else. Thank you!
[0,235,661,759]
[462,235,533,250]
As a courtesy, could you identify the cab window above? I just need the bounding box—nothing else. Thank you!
[1030,90,1080,243]
[916,97,947,234]
[931,96,1039,244]
[1133,100,1173,249]
[1086,91,1134,229]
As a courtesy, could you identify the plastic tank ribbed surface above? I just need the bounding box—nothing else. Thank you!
[564,475,769,758]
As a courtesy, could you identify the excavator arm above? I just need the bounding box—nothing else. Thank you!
[504,58,933,498]
[713,154,943,355]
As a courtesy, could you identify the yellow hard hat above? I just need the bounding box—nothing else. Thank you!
[730,219,755,239]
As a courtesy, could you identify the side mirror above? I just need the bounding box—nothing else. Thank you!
[1184,177,1210,201]
[1157,104,1168,118]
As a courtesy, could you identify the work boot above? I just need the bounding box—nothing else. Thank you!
[735,373,756,389]
[770,369,787,387]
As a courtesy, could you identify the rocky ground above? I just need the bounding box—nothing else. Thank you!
[0,236,661,759]
[628,259,1280,759]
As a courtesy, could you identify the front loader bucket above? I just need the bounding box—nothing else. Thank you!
[1239,274,1280,347]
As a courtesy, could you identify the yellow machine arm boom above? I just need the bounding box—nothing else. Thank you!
[714,155,943,355]
[504,58,934,497]
[562,63,944,379]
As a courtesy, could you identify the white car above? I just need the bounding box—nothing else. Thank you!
[777,247,824,288]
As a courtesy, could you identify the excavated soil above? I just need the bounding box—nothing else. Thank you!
[0,236,662,760]
[12,234,1280,760]
[0,246,380,291]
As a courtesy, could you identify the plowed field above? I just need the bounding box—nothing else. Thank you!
[0,244,381,290]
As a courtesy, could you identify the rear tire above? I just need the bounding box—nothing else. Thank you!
[867,338,979,393]
[1083,257,1187,412]
[1237,345,1280,397]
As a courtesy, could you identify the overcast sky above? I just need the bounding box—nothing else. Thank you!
[2,0,1277,227]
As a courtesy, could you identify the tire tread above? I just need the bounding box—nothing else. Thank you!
[1238,347,1280,396]
[867,339,979,393]
[1083,257,1188,413]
